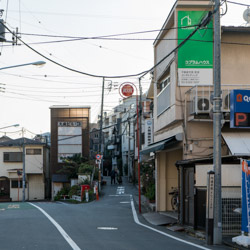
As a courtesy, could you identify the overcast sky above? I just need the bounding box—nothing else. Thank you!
[0,0,249,138]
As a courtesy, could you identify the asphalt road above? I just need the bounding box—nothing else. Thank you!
[0,178,231,250]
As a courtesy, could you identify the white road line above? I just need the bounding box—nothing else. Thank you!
[116,186,125,195]
[57,201,69,205]
[109,194,130,197]
[129,196,211,250]
[97,227,118,230]
[29,202,81,250]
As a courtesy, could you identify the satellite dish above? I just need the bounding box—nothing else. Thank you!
[243,8,250,23]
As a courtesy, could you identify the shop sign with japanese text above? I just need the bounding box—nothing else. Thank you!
[178,11,213,86]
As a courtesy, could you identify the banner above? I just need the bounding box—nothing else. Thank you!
[241,160,250,233]
[178,11,213,86]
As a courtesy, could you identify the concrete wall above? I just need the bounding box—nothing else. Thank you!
[10,186,28,202]
[52,182,63,200]
[221,31,250,85]
[156,149,182,211]
[25,147,44,174]
[195,164,241,187]
[28,174,45,200]
[184,121,213,159]
[154,26,176,80]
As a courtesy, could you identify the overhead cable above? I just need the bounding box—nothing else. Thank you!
[2,12,214,79]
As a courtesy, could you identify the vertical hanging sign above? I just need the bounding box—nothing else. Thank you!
[178,11,213,86]
[241,160,250,234]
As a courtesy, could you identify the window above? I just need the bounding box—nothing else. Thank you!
[11,180,23,188]
[157,76,171,116]
[141,133,145,145]
[159,76,170,92]
[4,152,22,162]
[26,148,42,155]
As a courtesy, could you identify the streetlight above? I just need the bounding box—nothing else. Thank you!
[0,60,46,202]
[0,124,19,130]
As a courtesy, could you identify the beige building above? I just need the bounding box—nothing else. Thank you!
[142,0,250,231]
[0,138,49,201]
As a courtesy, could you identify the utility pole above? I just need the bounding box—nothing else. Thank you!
[213,0,222,244]
[128,118,131,180]
[99,77,105,179]
[139,78,142,152]
[22,128,26,202]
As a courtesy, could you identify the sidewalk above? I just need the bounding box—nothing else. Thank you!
[110,176,239,249]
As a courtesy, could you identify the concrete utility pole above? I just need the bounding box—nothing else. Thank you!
[139,78,142,153]
[128,118,131,179]
[213,0,222,244]
[22,128,26,202]
[99,78,105,175]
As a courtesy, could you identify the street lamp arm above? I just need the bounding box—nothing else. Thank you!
[0,61,46,71]
[0,124,20,130]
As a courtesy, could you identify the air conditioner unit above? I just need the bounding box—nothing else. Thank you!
[193,96,210,113]
[222,92,230,112]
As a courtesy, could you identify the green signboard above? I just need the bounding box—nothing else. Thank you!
[178,11,213,86]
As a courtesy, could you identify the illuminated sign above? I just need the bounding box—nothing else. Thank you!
[230,90,250,128]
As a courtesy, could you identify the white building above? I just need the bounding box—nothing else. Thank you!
[0,137,49,201]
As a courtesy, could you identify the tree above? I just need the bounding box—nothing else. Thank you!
[58,154,88,179]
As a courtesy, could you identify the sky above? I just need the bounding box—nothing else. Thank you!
[0,0,249,139]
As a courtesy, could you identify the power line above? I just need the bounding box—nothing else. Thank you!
[0,71,105,86]
[0,93,119,104]
[227,0,250,7]
[4,89,118,98]
[3,22,149,78]
[2,14,213,79]
[17,25,201,40]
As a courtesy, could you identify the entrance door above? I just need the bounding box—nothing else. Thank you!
[184,168,194,226]
[0,177,10,201]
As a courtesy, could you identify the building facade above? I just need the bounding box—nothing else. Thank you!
[50,105,90,199]
[0,138,49,201]
[141,0,250,233]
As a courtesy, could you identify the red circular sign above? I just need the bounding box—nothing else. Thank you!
[121,84,134,97]
[96,154,101,160]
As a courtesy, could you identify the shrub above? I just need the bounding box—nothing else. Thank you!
[78,162,94,175]
[145,184,155,201]
[54,186,70,201]
[68,185,80,197]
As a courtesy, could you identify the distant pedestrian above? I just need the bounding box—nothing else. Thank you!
[110,169,116,185]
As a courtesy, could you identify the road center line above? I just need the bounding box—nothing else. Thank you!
[129,195,211,250]
[97,227,118,230]
[29,202,81,250]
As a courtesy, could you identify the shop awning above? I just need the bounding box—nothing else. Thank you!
[222,132,250,156]
[140,134,182,155]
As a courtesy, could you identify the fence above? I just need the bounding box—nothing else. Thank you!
[222,187,241,236]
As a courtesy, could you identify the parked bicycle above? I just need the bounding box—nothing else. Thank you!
[169,187,179,212]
